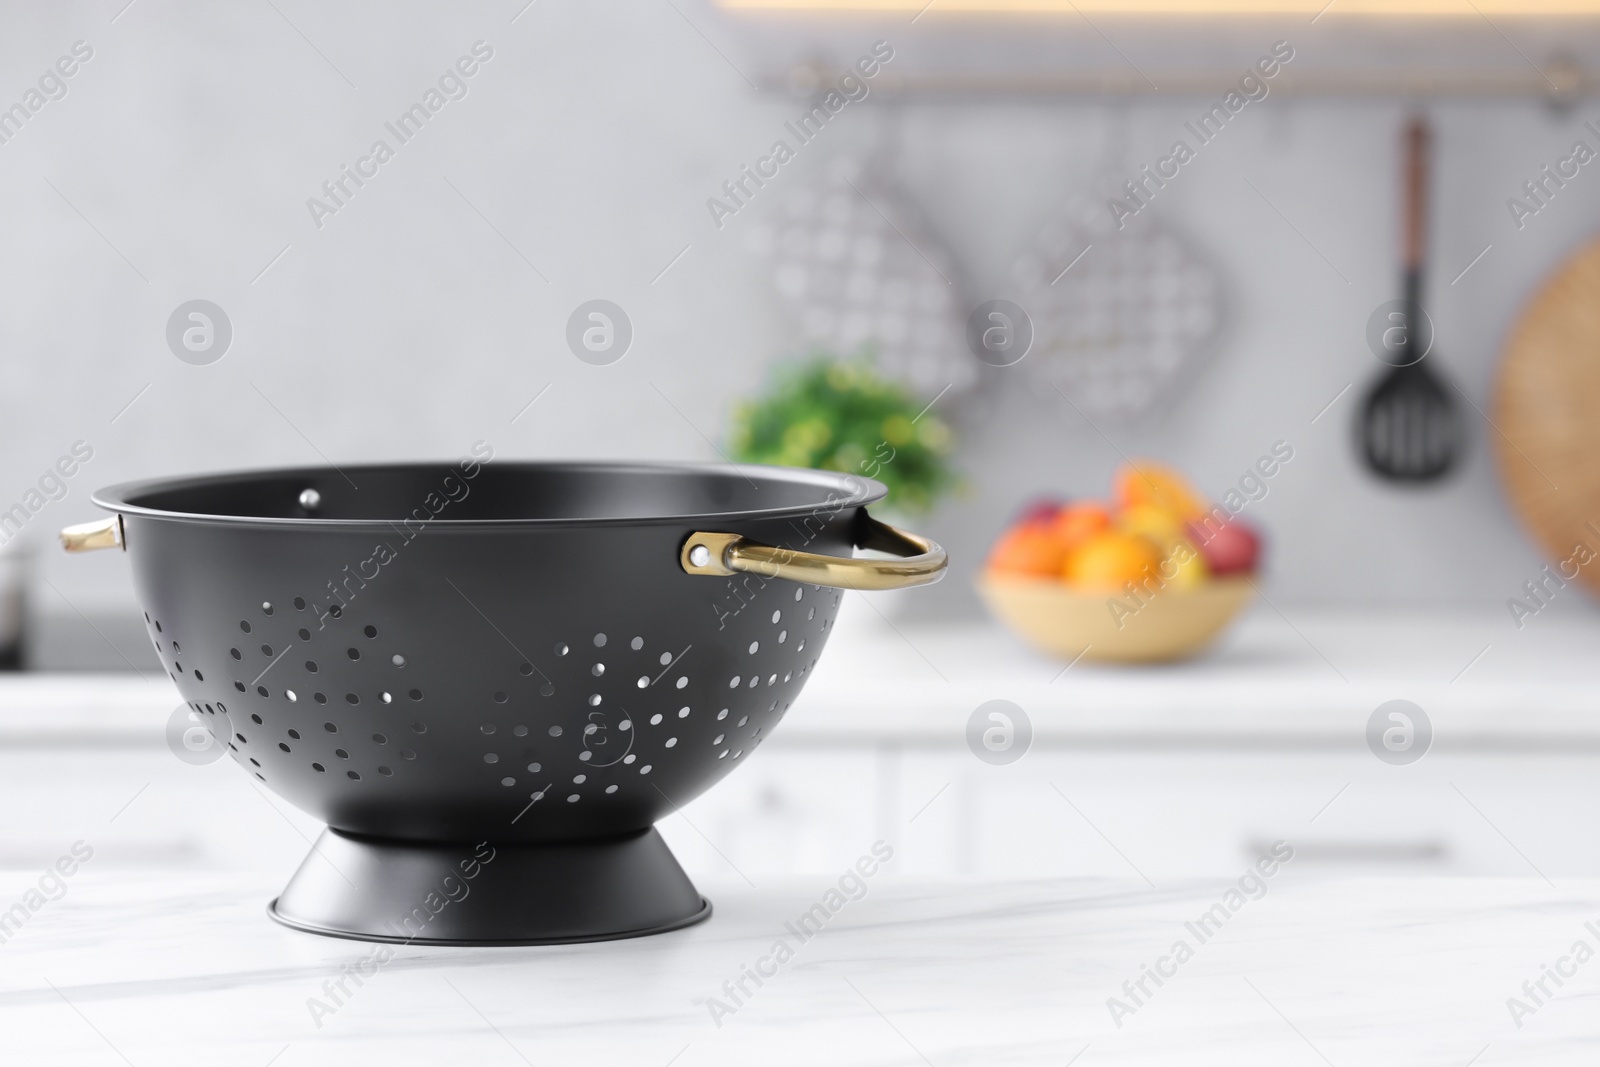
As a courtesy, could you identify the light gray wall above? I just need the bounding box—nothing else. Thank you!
[2,2,1596,629]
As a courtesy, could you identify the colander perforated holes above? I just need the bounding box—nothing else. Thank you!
[808,608,816,621]
[513,725,528,737]
[363,625,378,638]
[401,749,416,760]
[631,636,643,650]
[484,753,498,763]
[527,761,541,772]
[636,676,648,688]
[778,630,787,643]
[618,719,631,731]
[567,795,579,803]
[588,694,602,706]
[379,766,393,776]
[718,750,728,759]
[391,654,405,667]
[230,648,242,660]
[713,734,725,745]
[591,663,605,677]
[748,677,757,689]
[675,676,688,689]
[733,750,742,759]
[784,672,791,682]
[501,777,515,786]
[606,784,618,794]
[729,675,740,688]
[548,725,562,737]
[798,640,806,652]
[623,754,636,764]
[257,686,269,697]
[235,681,246,692]
[737,715,749,727]
[658,652,671,666]
[518,663,533,676]
[649,713,663,725]
[294,597,306,610]
[665,738,677,748]
[411,722,427,734]
[345,693,359,705]
[335,749,349,759]
[279,743,290,752]
[262,602,273,615]
[678,707,690,718]
[312,762,325,772]
[251,714,263,724]
[288,729,301,739]
[717,709,728,720]
[194,670,204,681]
[768,674,777,685]
[347,648,360,660]
[593,633,606,647]
[240,621,251,633]
[373,733,387,744]
[154,620,162,632]
[574,774,586,784]
[539,683,555,697]
[261,644,273,657]
[639,765,652,774]
[480,724,496,735]
[555,643,569,656]
[794,588,803,601]
[287,690,297,702]
[314,693,327,704]
[305,661,318,673]
[578,751,592,762]
[328,605,342,618]
[493,692,507,704]
[248,758,260,767]
[408,689,422,701]
[347,771,360,780]
[298,628,311,641]
[235,733,247,743]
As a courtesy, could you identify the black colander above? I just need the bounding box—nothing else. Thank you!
[62,460,945,944]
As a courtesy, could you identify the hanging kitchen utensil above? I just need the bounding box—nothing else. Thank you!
[1495,237,1600,599]
[743,108,974,398]
[1358,116,1462,482]
[1010,107,1225,423]
[61,461,945,944]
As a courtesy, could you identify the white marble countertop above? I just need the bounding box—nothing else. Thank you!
[1,866,1594,1065]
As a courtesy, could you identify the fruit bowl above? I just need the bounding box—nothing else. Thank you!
[978,572,1255,663]
[981,460,1263,663]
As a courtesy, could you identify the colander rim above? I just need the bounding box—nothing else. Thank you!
[90,460,888,530]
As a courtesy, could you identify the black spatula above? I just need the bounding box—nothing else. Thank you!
[1360,117,1462,483]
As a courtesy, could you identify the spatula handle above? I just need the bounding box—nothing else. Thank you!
[1403,117,1429,273]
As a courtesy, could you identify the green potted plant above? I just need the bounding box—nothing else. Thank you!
[728,354,956,513]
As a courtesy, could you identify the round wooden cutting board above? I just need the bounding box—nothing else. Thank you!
[1496,237,1600,598]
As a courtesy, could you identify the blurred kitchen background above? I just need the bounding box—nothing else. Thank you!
[5,1,1600,884]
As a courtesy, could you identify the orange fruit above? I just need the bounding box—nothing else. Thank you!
[1049,502,1112,550]
[1117,502,1186,550]
[1114,461,1207,521]
[988,525,1067,578]
[1063,531,1162,591]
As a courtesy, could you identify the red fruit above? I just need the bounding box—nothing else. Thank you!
[1015,498,1067,529]
[1186,519,1260,576]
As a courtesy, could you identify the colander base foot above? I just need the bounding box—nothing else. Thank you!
[267,827,711,946]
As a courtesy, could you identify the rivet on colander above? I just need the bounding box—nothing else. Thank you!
[298,488,321,510]
[688,545,710,568]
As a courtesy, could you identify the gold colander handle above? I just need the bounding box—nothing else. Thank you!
[680,516,946,591]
